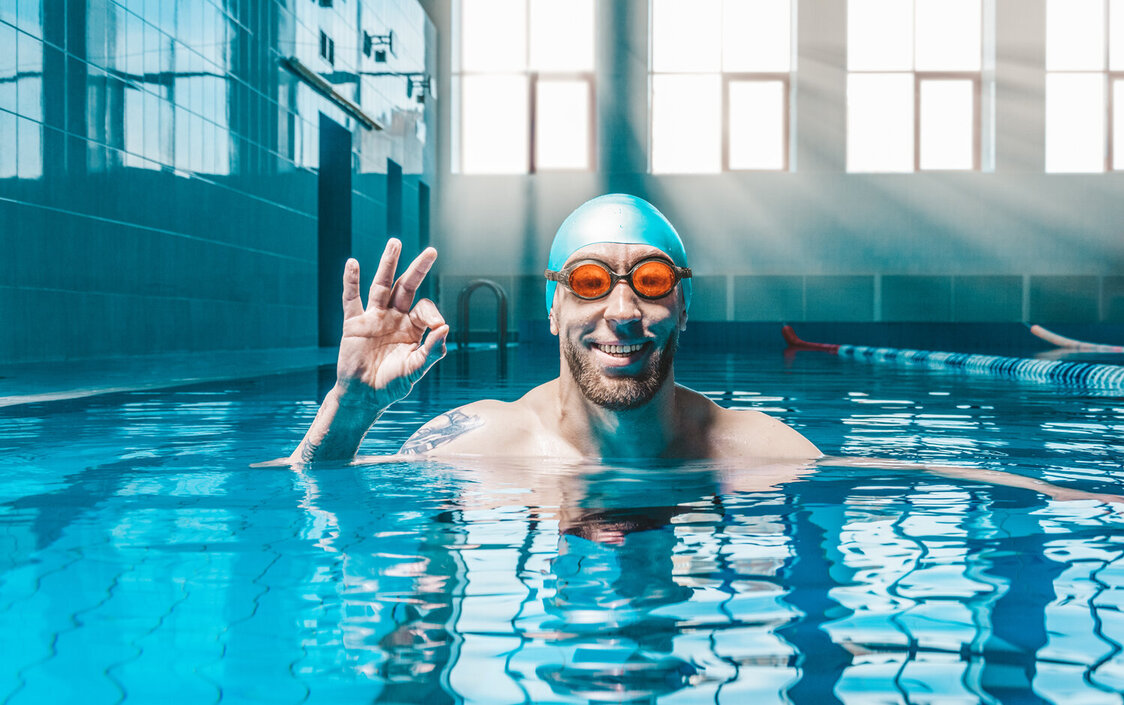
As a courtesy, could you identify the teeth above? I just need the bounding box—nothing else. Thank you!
[598,343,645,355]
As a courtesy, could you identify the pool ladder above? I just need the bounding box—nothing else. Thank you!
[455,279,508,375]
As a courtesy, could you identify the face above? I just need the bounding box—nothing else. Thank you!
[550,243,688,411]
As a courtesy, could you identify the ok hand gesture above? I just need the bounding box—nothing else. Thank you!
[335,238,448,410]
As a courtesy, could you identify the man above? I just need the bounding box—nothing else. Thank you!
[291,194,820,462]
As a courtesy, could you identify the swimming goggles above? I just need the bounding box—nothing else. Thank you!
[544,257,692,301]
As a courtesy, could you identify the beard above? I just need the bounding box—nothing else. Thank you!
[563,331,678,411]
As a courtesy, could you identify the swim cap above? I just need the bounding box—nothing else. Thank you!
[545,194,691,313]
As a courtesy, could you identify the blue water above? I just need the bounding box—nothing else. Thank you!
[2,346,1124,704]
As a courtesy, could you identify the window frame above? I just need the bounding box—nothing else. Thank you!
[453,0,597,175]
[845,0,985,173]
[913,71,981,171]
[528,71,597,173]
[1045,0,1124,172]
[1111,73,1124,168]
[648,0,795,174]
[722,73,792,172]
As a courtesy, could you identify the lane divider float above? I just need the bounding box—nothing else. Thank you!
[1029,324,1124,353]
[782,325,1124,389]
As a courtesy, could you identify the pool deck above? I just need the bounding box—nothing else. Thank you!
[0,347,338,408]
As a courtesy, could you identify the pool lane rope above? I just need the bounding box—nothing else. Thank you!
[782,325,1124,390]
[1029,324,1124,353]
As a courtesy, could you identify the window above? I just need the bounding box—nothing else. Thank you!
[1045,0,1124,172]
[650,0,793,173]
[847,0,984,172]
[453,0,594,174]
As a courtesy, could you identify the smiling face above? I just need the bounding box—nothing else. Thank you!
[550,243,688,411]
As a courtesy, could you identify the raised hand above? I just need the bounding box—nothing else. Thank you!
[335,238,448,409]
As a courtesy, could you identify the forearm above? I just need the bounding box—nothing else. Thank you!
[821,456,1122,504]
[291,385,384,462]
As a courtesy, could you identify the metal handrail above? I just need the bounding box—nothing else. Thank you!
[455,280,508,350]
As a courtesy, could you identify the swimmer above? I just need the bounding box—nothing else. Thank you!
[291,194,819,462]
[287,193,1124,505]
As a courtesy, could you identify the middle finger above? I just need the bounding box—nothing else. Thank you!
[368,238,402,310]
[390,247,438,312]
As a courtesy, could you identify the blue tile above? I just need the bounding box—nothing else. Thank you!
[1029,275,1099,324]
[881,275,952,322]
[953,275,1023,322]
[1105,277,1124,323]
[734,275,804,322]
[805,276,875,322]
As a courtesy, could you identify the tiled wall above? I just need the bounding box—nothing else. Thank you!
[449,271,1124,338]
[0,0,436,362]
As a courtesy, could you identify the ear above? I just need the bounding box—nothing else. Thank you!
[678,291,688,331]
[548,290,561,335]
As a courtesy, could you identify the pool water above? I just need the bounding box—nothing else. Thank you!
[2,346,1123,704]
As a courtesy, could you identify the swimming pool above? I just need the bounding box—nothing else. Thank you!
[2,344,1123,704]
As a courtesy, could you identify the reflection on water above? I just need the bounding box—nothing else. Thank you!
[1,354,1124,703]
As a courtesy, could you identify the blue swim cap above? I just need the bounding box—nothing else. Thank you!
[545,194,691,313]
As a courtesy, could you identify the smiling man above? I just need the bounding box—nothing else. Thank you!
[291,194,821,462]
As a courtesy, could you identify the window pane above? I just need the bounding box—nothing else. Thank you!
[723,0,792,72]
[530,0,594,71]
[848,0,914,71]
[729,80,786,169]
[915,0,982,71]
[1045,73,1105,172]
[919,79,974,169]
[847,72,914,172]
[535,79,590,169]
[1046,0,1106,71]
[461,0,526,72]
[461,74,529,173]
[651,74,721,173]
[1111,0,1124,69]
[1113,79,1124,168]
[652,0,722,72]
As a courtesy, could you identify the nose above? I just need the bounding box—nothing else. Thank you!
[603,280,642,323]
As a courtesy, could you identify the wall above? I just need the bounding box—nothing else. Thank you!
[424,0,1124,338]
[0,0,436,363]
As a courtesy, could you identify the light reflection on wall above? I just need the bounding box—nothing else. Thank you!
[0,9,43,179]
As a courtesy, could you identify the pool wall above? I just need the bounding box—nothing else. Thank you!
[0,0,437,364]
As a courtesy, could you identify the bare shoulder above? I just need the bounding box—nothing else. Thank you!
[398,384,558,457]
[397,399,512,456]
[722,407,820,459]
[681,389,821,459]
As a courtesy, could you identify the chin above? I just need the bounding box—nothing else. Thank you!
[564,333,678,411]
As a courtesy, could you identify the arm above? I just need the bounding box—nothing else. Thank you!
[291,239,448,463]
[820,456,1124,504]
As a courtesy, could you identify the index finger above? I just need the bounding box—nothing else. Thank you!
[341,258,363,319]
[368,238,402,310]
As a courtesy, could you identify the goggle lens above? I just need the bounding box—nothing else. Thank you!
[565,260,679,300]
[569,263,613,298]
[632,260,677,298]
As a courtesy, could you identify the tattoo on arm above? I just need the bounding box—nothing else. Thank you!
[399,410,485,455]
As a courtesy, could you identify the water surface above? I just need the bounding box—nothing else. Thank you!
[2,348,1123,704]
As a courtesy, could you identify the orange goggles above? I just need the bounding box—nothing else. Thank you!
[544,258,692,301]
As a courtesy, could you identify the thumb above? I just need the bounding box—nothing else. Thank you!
[407,324,449,376]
